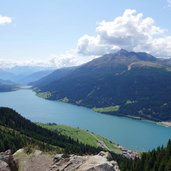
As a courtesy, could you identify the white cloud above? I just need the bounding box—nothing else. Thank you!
[147,36,171,57]
[0,15,12,25]
[0,50,91,69]
[48,50,88,68]
[1,9,171,69]
[77,34,120,56]
[77,9,171,58]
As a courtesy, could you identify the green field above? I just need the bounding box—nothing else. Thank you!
[92,105,120,113]
[37,123,121,154]
[36,91,52,99]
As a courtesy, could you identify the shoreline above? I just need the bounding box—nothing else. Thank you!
[33,89,171,128]
[157,121,171,128]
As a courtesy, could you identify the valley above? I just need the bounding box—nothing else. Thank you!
[1,50,171,154]
[1,2,171,170]
[31,50,171,122]
[0,89,171,152]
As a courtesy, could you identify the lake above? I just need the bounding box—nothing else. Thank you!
[0,89,171,151]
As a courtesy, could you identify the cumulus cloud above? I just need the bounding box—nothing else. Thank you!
[0,50,91,69]
[48,50,89,68]
[77,9,171,58]
[77,34,120,56]
[0,15,12,25]
[1,9,171,69]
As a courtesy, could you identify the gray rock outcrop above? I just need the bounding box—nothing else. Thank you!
[50,151,120,171]
[0,150,18,171]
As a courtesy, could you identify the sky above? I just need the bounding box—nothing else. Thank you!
[0,0,171,68]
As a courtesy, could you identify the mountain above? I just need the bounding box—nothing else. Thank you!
[0,69,16,81]
[0,79,16,85]
[5,66,53,76]
[33,49,171,121]
[16,70,53,84]
[0,79,18,92]
[0,67,55,85]
[30,66,77,88]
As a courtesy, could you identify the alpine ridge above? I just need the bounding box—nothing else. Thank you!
[32,49,171,122]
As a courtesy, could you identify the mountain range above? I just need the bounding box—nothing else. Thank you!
[30,66,77,87]
[31,49,171,122]
[0,79,18,92]
[0,67,54,84]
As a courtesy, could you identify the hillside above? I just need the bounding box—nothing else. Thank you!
[0,107,126,157]
[38,123,121,154]
[0,107,103,154]
[32,49,171,122]
[0,69,15,81]
[0,79,18,92]
[0,108,171,171]
[0,107,126,171]
[18,69,53,84]
[0,67,54,85]
[119,140,171,171]
[30,66,76,88]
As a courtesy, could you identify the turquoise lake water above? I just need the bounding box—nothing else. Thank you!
[0,89,171,151]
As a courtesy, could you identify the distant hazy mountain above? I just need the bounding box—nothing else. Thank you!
[16,70,54,84]
[30,66,77,87]
[32,49,171,121]
[0,79,17,92]
[0,79,16,85]
[5,66,54,75]
[160,58,171,67]
[0,69,16,81]
[0,66,55,85]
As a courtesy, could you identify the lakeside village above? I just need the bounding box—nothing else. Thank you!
[118,145,140,159]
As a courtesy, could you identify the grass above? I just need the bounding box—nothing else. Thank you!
[92,105,120,113]
[37,123,122,154]
[36,91,52,99]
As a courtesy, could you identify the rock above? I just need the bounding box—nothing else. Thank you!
[98,151,113,161]
[0,160,11,171]
[0,150,18,171]
[53,154,66,163]
[13,149,54,171]
[12,149,120,171]
[34,150,42,156]
[13,149,24,156]
[49,151,120,171]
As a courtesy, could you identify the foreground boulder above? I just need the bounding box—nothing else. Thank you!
[12,149,120,171]
[0,160,11,171]
[50,151,120,171]
[0,150,18,171]
[13,149,53,171]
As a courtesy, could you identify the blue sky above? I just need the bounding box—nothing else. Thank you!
[0,0,171,68]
